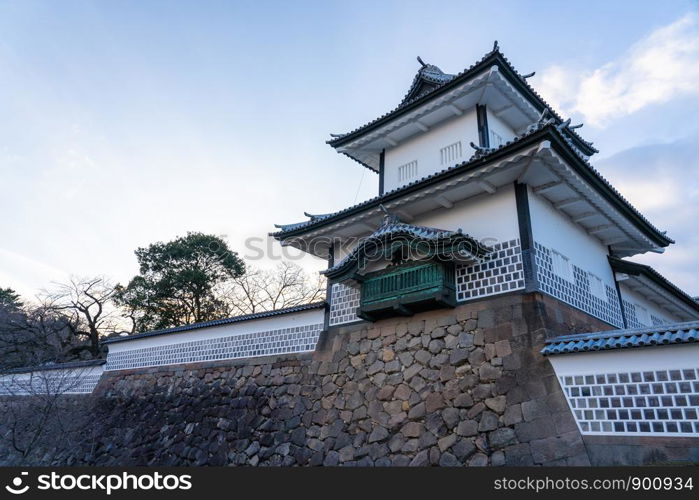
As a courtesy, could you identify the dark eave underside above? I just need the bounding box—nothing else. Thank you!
[273,124,672,248]
[609,256,699,313]
[327,49,596,157]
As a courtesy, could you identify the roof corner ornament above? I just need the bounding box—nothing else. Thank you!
[329,133,345,138]
[303,212,330,222]
[492,40,499,52]
[537,108,554,125]
[556,118,572,132]
[379,204,402,226]
[522,71,536,79]
[469,142,492,156]
[569,123,584,130]
[417,56,427,68]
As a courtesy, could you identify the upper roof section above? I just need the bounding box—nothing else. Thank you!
[400,58,457,106]
[327,42,597,172]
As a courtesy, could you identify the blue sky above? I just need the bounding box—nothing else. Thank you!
[1,0,698,298]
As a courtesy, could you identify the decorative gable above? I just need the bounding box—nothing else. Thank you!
[399,57,456,107]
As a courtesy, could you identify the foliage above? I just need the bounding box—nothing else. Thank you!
[0,287,22,310]
[114,232,245,332]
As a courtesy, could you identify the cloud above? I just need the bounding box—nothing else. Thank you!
[537,12,699,127]
[596,135,699,295]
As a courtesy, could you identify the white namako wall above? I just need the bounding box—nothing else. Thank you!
[105,308,325,371]
[485,108,517,148]
[329,187,525,326]
[528,188,613,281]
[0,363,104,396]
[618,283,674,328]
[528,187,624,327]
[383,108,479,192]
[549,345,699,436]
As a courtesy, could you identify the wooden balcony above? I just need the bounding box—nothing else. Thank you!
[357,261,456,321]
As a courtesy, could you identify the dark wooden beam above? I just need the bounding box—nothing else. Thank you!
[379,149,385,196]
[477,104,490,148]
[515,182,538,292]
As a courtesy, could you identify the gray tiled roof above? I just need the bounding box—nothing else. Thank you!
[0,359,106,375]
[541,320,699,356]
[608,256,699,313]
[323,214,489,279]
[272,122,673,247]
[399,62,456,107]
[102,302,327,344]
[328,45,596,155]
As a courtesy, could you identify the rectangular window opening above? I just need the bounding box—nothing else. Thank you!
[397,160,419,184]
[440,141,462,165]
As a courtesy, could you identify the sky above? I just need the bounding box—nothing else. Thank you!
[0,0,698,299]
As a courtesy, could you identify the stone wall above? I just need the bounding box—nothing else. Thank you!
[582,435,699,465]
[2,292,695,466]
[55,293,603,465]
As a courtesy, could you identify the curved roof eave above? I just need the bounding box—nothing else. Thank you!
[609,256,699,314]
[273,124,672,248]
[327,49,597,157]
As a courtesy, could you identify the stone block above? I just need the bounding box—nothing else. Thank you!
[453,393,474,408]
[503,404,522,426]
[368,426,389,443]
[504,443,534,466]
[408,450,429,466]
[438,434,457,452]
[456,420,478,437]
[494,340,512,358]
[431,327,447,339]
[478,363,501,382]
[425,392,445,413]
[468,453,488,466]
[489,427,517,449]
[401,421,424,438]
[439,452,460,466]
[485,395,507,414]
[449,349,470,366]
[521,399,549,422]
[478,411,499,432]
[441,407,460,429]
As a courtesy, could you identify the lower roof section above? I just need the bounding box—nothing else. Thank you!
[610,256,699,320]
[103,302,327,345]
[542,320,699,356]
[0,359,106,376]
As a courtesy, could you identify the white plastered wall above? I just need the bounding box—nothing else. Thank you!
[528,187,615,288]
[413,185,520,245]
[486,108,517,147]
[618,283,679,326]
[0,364,104,395]
[107,308,325,354]
[548,344,699,436]
[383,108,479,192]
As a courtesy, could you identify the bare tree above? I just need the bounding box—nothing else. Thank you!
[0,365,97,465]
[41,276,118,357]
[226,262,326,315]
[0,302,84,370]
